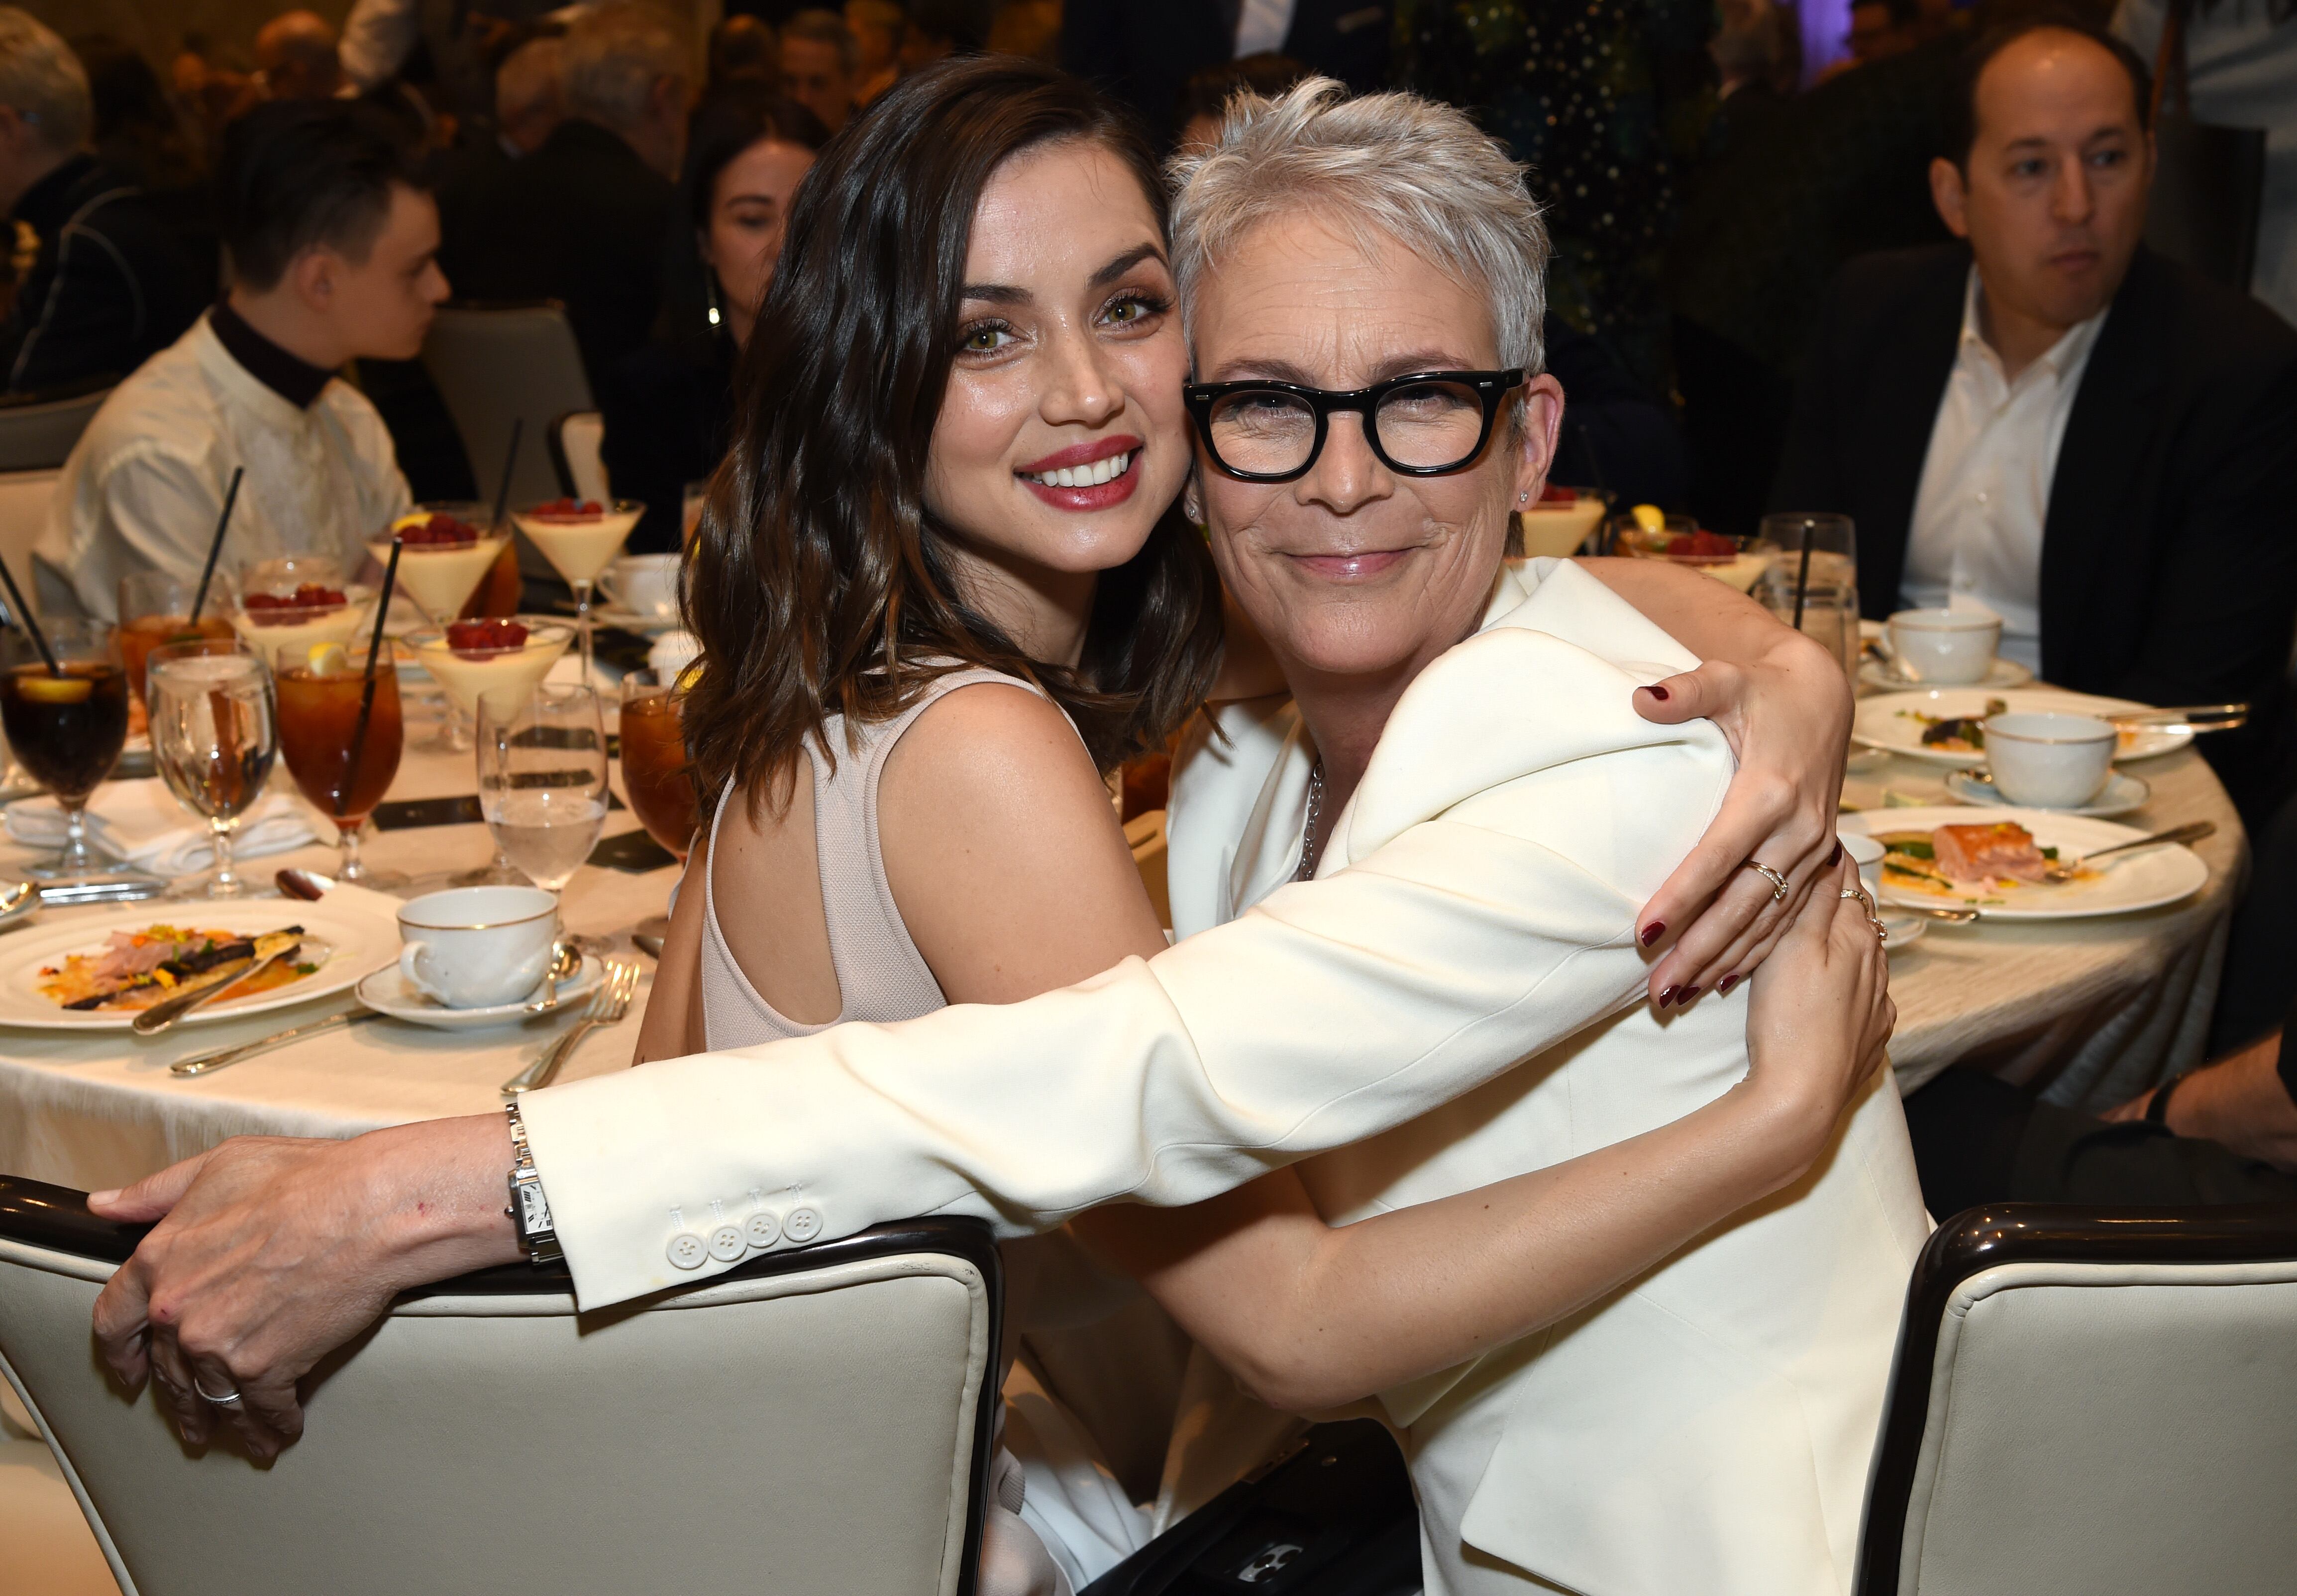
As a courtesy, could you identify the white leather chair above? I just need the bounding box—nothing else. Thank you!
[0,466,58,615]
[421,304,595,587]
[0,386,108,473]
[0,1174,1001,1596]
[548,410,611,505]
[1855,1203,2297,1596]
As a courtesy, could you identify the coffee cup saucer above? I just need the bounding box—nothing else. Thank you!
[1947,768,2150,819]
[1860,656,2033,691]
[591,604,681,637]
[356,954,605,1029]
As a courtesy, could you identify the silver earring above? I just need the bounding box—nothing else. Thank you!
[1519,491,1529,502]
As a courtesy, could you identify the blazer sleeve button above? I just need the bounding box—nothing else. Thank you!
[707,1224,747,1262]
[744,1210,781,1248]
[666,1231,709,1270]
[783,1205,823,1244]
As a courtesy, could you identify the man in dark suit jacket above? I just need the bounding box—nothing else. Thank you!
[440,5,684,390]
[1062,0,1390,148]
[1772,15,2297,822]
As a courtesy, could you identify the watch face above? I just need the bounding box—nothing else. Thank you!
[517,1181,552,1234]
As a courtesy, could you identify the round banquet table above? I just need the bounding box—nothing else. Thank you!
[0,729,680,1196]
[1846,736,2247,1108]
[0,688,2252,1197]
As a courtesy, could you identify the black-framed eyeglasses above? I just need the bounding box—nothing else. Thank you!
[1182,369,1526,484]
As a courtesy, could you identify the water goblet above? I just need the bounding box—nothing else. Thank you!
[145,637,279,899]
[478,681,610,895]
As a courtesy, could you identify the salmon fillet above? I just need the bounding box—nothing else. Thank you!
[1933,822,2048,884]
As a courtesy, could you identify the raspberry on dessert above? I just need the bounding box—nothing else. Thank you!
[530,497,604,518]
[446,618,529,658]
[397,512,482,546]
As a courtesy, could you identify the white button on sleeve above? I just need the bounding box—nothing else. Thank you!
[666,1231,709,1270]
[783,1205,823,1244]
[707,1224,746,1262]
[744,1209,781,1248]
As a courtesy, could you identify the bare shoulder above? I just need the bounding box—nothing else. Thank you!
[880,677,1165,1004]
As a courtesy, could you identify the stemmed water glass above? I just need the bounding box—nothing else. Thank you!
[145,638,279,899]
[0,618,132,880]
[478,682,610,895]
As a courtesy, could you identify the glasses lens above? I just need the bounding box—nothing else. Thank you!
[1207,389,1317,476]
[1373,380,1488,471]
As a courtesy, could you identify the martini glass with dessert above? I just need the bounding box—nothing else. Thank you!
[368,504,514,751]
[228,555,373,671]
[510,497,642,685]
[405,615,574,884]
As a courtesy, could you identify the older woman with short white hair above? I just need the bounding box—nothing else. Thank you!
[89,79,1921,1596]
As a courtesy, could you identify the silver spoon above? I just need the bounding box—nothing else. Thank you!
[521,941,584,1013]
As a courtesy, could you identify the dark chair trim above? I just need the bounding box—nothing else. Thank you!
[1854,1201,2297,1596]
[0,1173,1002,1596]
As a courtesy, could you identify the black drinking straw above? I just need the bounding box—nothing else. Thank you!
[336,538,403,816]
[1790,516,1816,631]
[0,554,60,675]
[188,467,245,622]
[489,418,523,529]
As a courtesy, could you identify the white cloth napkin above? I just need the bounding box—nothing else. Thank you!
[5,779,321,878]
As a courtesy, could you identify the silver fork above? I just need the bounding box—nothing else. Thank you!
[500,957,640,1099]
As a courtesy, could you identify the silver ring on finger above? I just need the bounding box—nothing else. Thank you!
[1841,886,1888,944]
[194,1379,244,1408]
[1743,859,1790,902]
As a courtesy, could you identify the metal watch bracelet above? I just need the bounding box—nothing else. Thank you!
[503,1101,564,1265]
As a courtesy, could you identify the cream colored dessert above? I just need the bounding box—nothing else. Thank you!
[230,588,371,666]
[367,532,510,621]
[512,503,643,588]
[1515,491,1610,558]
[409,623,573,718]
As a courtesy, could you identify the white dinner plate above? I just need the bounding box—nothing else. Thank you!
[1859,656,2034,692]
[1839,807,2209,919]
[355,954,605,1029]
[0,900,399,1030]
[1946,769,2151,818]
[1852,689,2194,770]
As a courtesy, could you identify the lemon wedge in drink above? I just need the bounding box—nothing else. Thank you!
[307,642,349,676]
[14,672,91,703]
[1630,503,1666,534]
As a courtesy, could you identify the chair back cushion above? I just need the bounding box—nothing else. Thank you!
[0,1205,996,1596]
[0,389,107,473]
[421,305,595,585]
[1864,1207,2297,1596]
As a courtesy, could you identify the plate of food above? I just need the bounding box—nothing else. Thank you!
[1839,807,2208,919]
[1852,689,2194,769]
[0,900,399,1030]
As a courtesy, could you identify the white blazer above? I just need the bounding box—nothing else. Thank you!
[520,559,1929,1596]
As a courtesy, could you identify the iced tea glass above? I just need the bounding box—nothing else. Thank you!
[119,570,237,731]
[618,671,698,861]
[278,645,405,886]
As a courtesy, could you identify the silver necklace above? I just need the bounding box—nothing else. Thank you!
[1295,759,1326,882]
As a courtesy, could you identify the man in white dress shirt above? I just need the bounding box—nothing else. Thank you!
[35,98,436,618]
[1772,14,2297,819]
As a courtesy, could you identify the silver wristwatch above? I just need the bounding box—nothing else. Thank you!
[503,1101,563,1265]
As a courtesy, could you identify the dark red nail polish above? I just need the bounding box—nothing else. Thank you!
[1680,986,1701,1004]
[1657,986,1678,1007]
[1828,841,1842,867]
[1640,920,1665,947]
[1717,974,1738,994]
[1643,684,1670,701]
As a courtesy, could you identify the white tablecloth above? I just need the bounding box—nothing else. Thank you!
[0,705,2251,1194]
[0,735,675,1194]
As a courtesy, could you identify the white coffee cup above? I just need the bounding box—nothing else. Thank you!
[1984,712,2116,808]
[1838,830,1884,895]
[1887,607,2001,685]
[398,885,560,1008]
[598,553,681,620]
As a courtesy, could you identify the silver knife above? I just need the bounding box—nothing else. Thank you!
[169,1007,379,1077]
[133,937,303,1036]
